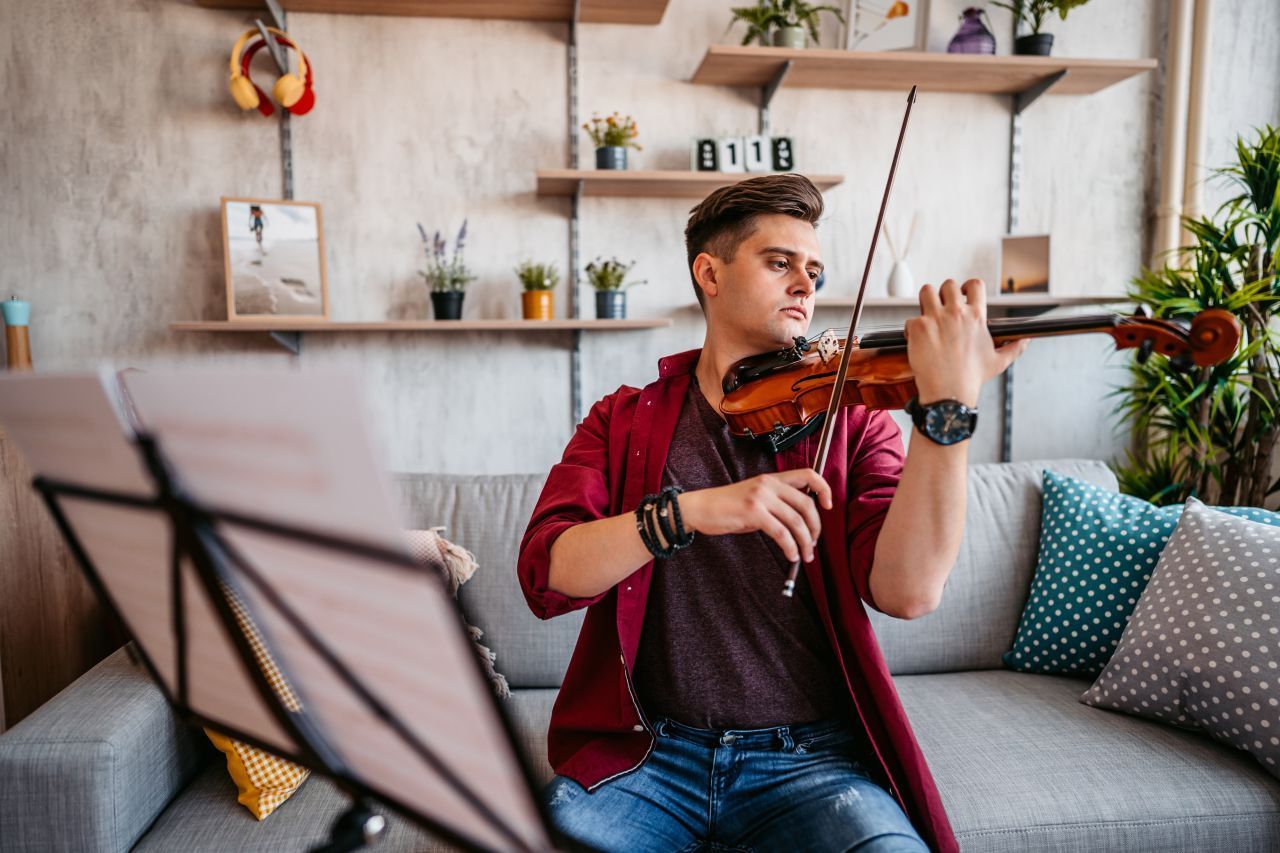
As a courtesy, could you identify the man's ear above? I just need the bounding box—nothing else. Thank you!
[692,252,721,300]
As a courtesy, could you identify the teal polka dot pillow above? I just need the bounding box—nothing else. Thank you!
[1002,470,1280,676]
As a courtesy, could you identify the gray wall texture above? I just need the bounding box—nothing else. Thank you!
[2,0,1278,475]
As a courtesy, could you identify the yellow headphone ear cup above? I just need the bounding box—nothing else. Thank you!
[229,75,260,110]
[273,73,305,108]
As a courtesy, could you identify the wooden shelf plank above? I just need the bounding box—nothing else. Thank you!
[690,46,1156,97]
[191,0,668,25]
[536,169,844,198]
[172,318,672,331]
[813,294,1132,309]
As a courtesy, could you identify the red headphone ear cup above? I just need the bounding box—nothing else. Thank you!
[253,82,275,116]
[286,85,315,115]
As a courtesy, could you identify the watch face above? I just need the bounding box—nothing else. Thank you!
[923,400,976,445]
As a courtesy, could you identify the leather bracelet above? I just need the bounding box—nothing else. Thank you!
[634,487,693,559]
[634,496,661,555]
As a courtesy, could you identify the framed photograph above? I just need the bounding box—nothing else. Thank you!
[999,234,1051,294]
[221,197,329,321]
[846,0,929,52]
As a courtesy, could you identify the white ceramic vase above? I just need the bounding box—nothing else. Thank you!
[888,259,915,298]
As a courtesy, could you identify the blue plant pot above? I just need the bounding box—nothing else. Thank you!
[595,291,626,320]
[595,146,628,170]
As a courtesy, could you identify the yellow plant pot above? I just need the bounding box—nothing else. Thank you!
[522,290,554,320]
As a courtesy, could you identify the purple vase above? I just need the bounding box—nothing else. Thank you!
[947,7,996,54]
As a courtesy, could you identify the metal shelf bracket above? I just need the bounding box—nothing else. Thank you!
[268,331,302,354]
[758,60,793,135]
[1013,69,1068,115]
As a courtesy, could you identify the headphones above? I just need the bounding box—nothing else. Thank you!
[228,26,315,117]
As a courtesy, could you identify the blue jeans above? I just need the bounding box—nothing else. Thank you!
[542,716,930,852]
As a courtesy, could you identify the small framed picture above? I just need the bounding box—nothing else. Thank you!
[847,0,929,52]
[999,234,1051,294]
[221,196,330,321]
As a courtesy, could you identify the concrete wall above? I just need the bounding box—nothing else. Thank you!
[3,0,1278,475]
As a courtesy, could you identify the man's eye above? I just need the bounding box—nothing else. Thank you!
[808,271,819,281]
[772,260,787,270]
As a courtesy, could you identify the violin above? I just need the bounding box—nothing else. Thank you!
[720,307,1241,450]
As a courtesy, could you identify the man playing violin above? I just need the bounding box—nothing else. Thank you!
[518,173,1029,853]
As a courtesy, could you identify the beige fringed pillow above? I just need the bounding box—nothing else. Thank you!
[406,527,510,699]
[206,528,509,821]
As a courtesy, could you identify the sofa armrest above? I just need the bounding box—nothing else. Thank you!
[0,646,211,853]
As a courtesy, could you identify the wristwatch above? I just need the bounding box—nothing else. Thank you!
[904,396,978,446]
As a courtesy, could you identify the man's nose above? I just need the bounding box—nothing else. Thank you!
[790,270,816,297]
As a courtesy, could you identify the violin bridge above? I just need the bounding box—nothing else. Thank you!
[817,329,839,363]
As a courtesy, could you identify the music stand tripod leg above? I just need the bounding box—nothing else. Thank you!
[311,798,387,853]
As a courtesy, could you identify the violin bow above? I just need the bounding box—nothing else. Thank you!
[782,84,917,598]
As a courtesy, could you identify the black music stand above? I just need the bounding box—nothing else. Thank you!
[29,428,585,853]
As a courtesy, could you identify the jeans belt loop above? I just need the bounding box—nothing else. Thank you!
[779,726,794,752]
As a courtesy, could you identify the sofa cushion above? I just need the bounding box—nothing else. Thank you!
[1080,498,1280,781]
[392,474,583,690]
[1003,471,1280,677]
[0,647,213,853]
[868,458,1119,675]
[896,669,1280,852]
[132,688,558,853]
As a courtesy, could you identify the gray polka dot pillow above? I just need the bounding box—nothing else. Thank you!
[1079,498,1280,779]
[1002,470,1280,676]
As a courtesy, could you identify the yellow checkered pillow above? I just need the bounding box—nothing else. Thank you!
[202,529,501,820]
[203,584,310,820]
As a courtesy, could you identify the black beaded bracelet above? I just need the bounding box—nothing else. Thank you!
[634,486,694,560]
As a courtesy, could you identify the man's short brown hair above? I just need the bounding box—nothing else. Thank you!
[684,173,824,310]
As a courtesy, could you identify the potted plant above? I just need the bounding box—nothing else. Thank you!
[1111,123,1280,508]
[582,112,641,171]
[515,260,558,320]
[418,220,475,320]
[728,0,844,49]
[990,0,1091,56]
[585,256,646,320]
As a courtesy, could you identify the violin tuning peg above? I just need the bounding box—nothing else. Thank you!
[1132,304,1151,319]
[1136,337,1155,364]
[1168,353,1196,374]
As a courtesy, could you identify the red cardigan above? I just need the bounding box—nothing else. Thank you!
[517,348,959,853]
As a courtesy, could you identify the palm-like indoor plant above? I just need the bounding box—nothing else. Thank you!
[727,0,845,49]
[515,260,558,320]
[582,112,641,171]
[418,220,476,320]
[584,256,646,320]
[1111,124,1280,509]
[990,0,1091,55]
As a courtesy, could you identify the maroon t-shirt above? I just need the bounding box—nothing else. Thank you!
[633,375,854,730]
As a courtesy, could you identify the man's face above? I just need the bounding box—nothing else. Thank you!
[698,213,822,352]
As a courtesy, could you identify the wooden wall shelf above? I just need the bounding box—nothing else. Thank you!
[536,169,844,198]
[192,0,669,25]
[172,318,672,353]
[690,46,1156,98]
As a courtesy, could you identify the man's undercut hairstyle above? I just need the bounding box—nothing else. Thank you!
[684,173,824,310]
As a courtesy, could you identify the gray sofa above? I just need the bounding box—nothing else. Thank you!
[2,459,1278,852]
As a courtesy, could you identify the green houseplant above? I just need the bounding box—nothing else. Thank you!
[515,260,558,320]
[583,112,641,171]
[418,220,476,320]
[1111,124,1280,508]
[990,0,1091,55]
[584,257,646,320]
[727,0,845,49]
